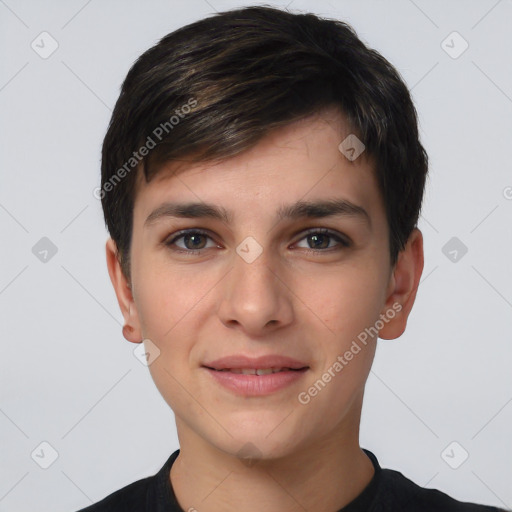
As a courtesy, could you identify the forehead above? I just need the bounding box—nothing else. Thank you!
[132,109,384,228]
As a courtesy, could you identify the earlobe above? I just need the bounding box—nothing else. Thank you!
[378,228,424,340]
[105,238,143,344]
[122,323,138,342]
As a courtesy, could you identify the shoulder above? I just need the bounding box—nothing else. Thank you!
[70,449,181,512]
[379,467,506,512]
[72,476,152,512]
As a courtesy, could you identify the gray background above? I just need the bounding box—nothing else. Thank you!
[1,0,511,510]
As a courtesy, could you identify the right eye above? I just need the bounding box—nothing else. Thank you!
[165,229,220,254]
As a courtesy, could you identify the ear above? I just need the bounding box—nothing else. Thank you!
[105,238,143,344]
[378,228,424,340]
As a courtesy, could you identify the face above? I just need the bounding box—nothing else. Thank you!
[108,108,422,461]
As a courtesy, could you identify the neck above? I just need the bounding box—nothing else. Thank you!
[169,404,375,512]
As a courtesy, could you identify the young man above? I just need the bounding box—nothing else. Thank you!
[79,5,507,512]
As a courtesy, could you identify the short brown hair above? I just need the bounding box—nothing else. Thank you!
[100,5,428,279]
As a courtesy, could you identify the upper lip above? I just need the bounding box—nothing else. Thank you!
[203,355,309,370]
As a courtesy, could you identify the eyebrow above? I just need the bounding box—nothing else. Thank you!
[144,198,371,229]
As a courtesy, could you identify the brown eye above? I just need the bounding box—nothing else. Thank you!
[165,230,217,253]
[295,229,350,251]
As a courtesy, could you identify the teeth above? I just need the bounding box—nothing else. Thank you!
[219,367,286,374]
[256,368,274,375]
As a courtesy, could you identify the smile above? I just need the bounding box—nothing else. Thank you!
[213,367,302,375]
[204,366,309,395]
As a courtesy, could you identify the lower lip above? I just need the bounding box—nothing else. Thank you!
[204,367,308,396]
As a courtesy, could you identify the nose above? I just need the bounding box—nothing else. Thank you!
[216,246,294,337]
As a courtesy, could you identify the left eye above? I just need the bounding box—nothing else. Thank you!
[294,229,350,251]
[165,228,350,253]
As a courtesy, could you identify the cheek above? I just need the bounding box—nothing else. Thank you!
[295,262,385,342]
[137,270,202,412]
[134,258,210,337]
[133,262,221,394]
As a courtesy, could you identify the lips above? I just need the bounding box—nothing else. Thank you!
[216,367,299,375]
[203,355,309,395]
[203,354,309,372]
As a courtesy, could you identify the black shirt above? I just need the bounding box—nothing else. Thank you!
[74,449,507,511]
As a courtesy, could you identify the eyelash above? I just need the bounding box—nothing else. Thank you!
[164,228,351,256]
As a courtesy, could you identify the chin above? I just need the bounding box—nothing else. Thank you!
[226,438,297,464]
[208,421,305,463]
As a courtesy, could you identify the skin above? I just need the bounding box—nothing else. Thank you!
[106,107,424,512]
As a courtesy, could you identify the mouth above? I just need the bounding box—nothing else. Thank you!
[205,367,308,375]
[203,366,309,396]
[201,355,309,395]
[203,354,309,371]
